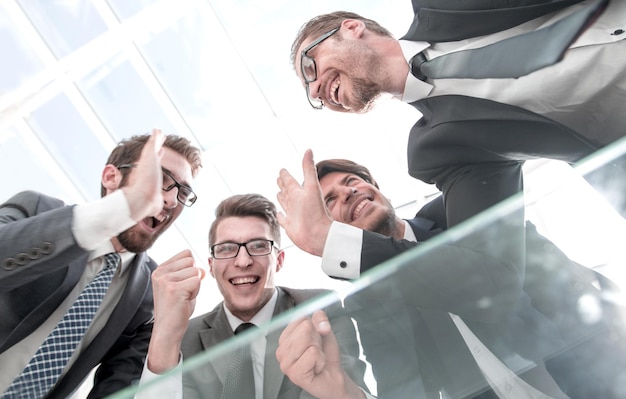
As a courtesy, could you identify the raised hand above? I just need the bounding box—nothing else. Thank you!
[276,310,365,399]
[147,249,205,373]
[122,128,167,222]
[276,149,333,256]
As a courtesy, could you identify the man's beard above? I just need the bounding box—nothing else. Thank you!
[367,208,398,238]
[351,76,382,114]
[117,225,161,253]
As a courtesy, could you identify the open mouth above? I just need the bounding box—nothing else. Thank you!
[142,213,169,231]
[329,76,341,106]
[230,276,260,286]
[351,198,371,221]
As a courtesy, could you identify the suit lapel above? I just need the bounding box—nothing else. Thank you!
[263,288,293,399]
[198,307,235,383]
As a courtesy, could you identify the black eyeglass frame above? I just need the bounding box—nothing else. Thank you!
[210,239,277,260]
[116,164,197,207]
[300,27,340,110]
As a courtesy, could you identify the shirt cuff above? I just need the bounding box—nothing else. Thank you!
[321,222,363,280]
[72,190,136,251]
[135,354,183,399]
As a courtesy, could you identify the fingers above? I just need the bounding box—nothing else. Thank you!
[152,249,205,297]
[276,315,326,377]
[148,128,166,157]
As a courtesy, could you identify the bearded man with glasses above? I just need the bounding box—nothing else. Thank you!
[0,129,202,398]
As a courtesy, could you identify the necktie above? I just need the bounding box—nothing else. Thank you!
[410,0,606,80]
[2,253,121,399]
[220,322,258,399]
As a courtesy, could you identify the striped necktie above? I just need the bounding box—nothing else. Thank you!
[2,253,121,399]
[410,0,606,80]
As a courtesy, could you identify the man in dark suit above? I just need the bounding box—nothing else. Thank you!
[137,194,370,399]
[278,158,626,398]
[289,1,626,223]
[0,129,202,398]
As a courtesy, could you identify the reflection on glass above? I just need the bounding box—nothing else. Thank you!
[16,0,107,59]
[105,140,626,399]
[25,92,108,200]
[77,53,175,142]
[0,3,44,93]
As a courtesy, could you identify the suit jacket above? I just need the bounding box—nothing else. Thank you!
[348,194,625,398]
[180,286,368,399]
[401,0,585,42]
[0,191,156,399]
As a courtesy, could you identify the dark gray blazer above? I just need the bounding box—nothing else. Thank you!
[0,191,156,399]
[180,286,368,399]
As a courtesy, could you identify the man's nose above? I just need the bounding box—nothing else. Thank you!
[163,188,179,210]
[233,246,253,267]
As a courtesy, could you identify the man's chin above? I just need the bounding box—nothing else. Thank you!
[117,228,159,253]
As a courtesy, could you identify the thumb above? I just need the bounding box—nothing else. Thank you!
[312,311,341,373]
[302,149,319,188]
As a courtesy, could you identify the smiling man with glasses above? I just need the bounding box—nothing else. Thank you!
[137,193,372,399]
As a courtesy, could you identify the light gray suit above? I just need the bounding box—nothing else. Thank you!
[180,286,368,399]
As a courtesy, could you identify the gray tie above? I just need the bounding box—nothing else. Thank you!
[2,253,120,399]
[410,0,607,80]
[220,322,258,399]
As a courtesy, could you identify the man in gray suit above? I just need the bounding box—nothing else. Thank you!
[0,129,203,398]
[138,193,370,399]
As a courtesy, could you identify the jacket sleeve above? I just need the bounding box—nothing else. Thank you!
[0,191,87,290]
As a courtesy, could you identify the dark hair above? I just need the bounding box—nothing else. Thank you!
[101,133,203,197]
[316,158,380,189]
[208,194,281,248]
[291,11,393,67]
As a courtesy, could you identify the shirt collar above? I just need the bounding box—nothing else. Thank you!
[89,241,134,275]
[403,220,418,242]
[224,287,279,333]
[398,39,434,102]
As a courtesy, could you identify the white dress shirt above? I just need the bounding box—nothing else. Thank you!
[400,0,626,146]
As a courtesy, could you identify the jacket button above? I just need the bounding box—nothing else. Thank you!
[15,253,30,265]
[28,247,43,259]
[41,241,55,254]
[339,261,348,268]
[1,258,17,271]
[612,29,625,36]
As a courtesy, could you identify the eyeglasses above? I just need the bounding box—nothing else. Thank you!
[300,27,340,109]
[117,164,197,207]
[211,239,276,259]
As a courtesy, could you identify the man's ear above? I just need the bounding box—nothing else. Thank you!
[341,19,366,39]
[101,164,123,194]
[208,258,215,277]
[275,249,285,273]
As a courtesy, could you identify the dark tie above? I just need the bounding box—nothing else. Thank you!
[410,0,607,80]
[2,253,120,399]
[220,322,258,399]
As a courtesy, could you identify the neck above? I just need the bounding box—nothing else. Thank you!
[391,217,406,240]
[380,38,410,97]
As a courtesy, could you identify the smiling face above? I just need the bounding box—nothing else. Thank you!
[113,147,193,253]
[209,216,283,321]
[319,171,401,238]
[296,21,384,113]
